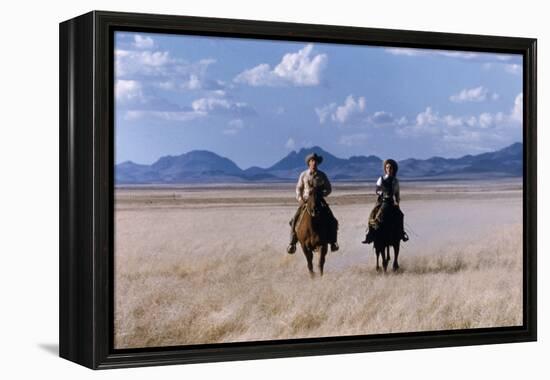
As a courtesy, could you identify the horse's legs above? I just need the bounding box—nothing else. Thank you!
[375,249,381,272]
[319,245,327,276]
[302,247,314,277]
[393,243,400,271]
[383,246,389,272]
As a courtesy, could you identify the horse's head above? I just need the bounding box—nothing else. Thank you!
[306,187,322,218]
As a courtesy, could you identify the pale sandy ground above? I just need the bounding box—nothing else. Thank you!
[114,179,523,348]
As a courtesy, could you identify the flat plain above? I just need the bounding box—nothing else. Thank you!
[114,179,523,349]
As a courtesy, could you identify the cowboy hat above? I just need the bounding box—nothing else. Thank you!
[383,159,398,175]
[305,153,323,165]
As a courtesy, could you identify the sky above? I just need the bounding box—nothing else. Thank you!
[114,31,523,169]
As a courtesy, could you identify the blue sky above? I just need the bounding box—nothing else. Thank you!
[115,32,523,168]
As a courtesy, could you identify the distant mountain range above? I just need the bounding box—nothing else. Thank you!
[116,142,523,184]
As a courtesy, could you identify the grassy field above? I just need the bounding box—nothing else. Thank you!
[114,180,523,348]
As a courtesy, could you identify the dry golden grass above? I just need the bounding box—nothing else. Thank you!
[114,200,522,349]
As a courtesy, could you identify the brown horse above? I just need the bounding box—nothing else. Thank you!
[372,205,402,272]
[295,188,335,277]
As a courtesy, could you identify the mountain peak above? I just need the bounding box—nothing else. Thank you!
[297,145,326,154]
[268,145,345,171]
[500,142,523,153]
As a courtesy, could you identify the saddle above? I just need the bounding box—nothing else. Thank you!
[294,200,338,243]
[368,202,403,229]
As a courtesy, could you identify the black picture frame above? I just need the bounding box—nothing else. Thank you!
[59,10,537,369]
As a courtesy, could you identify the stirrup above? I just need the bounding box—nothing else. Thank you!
[402,232,409,242]
[330,242,339,252]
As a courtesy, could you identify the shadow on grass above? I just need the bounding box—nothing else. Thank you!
[351,257,468,276]
[397,258,468,275]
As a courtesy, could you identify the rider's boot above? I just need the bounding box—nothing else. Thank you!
[287,232,298,254]
[362,226,376,244]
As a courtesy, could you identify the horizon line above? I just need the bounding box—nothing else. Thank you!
[116,141,522,170]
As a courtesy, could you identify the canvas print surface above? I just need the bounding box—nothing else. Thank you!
[114,31,523,349]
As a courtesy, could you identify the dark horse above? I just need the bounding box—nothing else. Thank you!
[295,188,336,277]
[373,205,402,272]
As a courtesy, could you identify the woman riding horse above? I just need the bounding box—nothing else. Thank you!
[362,159,409,244]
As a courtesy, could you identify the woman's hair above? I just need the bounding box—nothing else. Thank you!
[382,159,399,175]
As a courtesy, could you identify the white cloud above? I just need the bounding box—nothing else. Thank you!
[495,55,514,62]
[396,116,408,126]
[405,105,514,135]
[285,137,296,149]
[190,95,254,117]
[121,88,254,125]
[335,96,366,123]
[371,111,394,124]
[367,111,408,127]
[386,48,478,60]
[385,48,424,57]
[398,94,522,154]
[115,49,218,92]
[211,90,226,97]
[115,80,143,102]
[133,35,154,49]
[442,114,464,127]
[450,86,496,103]
[234,44,327,87]
[416,107,438,127]
[181,74,202,90]
[505,64,522,75]
[385,47,519,64]
[365,111,409,128]
[339,133,368,146]
[124,110,206,122]
[192,97,233,112]
[315,95,366,124]
[234,64,271,86]
[483,62,522,76]
[315,103,335,124]
[438,51,479,60]
[478,112,504,129]
[131,51,169,66]
[223,119,245,135]
[115,49,172,77]
[172,73,223,91]
[511,93,523,122]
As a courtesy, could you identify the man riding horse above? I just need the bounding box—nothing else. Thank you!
[287,153,339,254]
[362,158,409,244]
